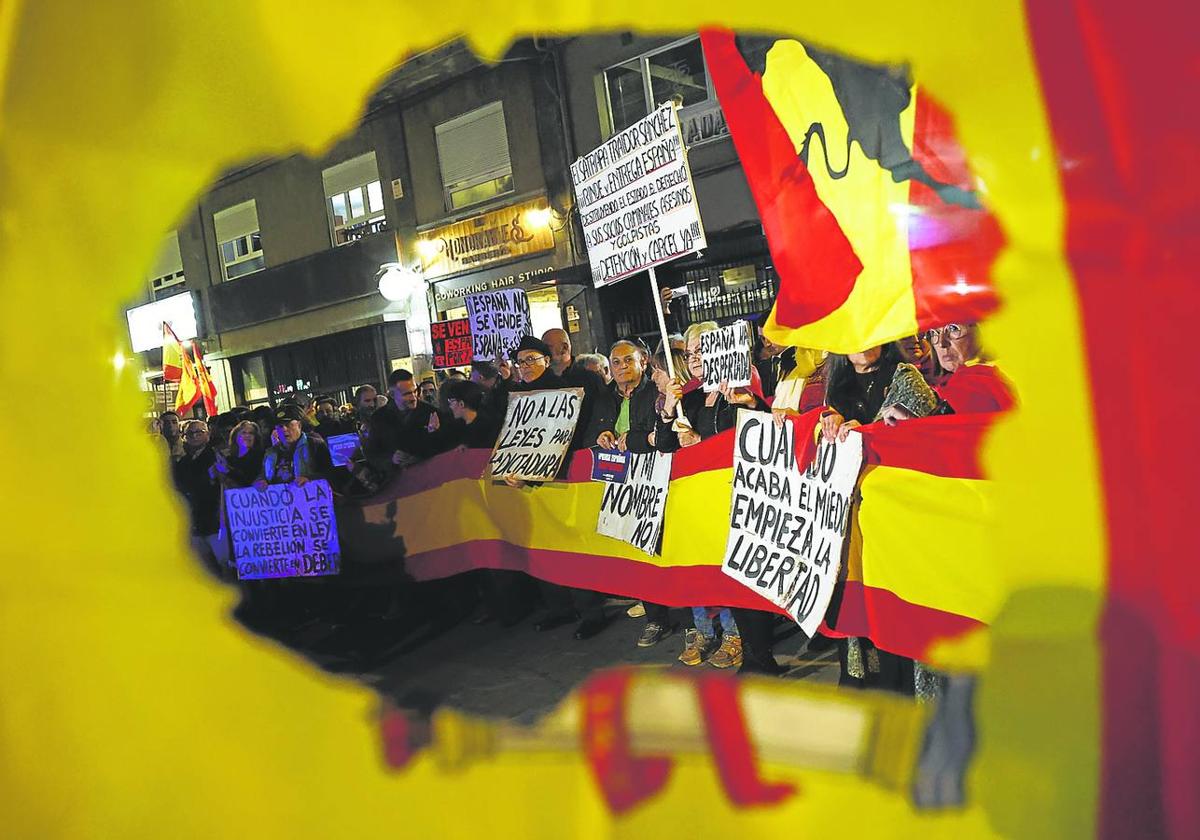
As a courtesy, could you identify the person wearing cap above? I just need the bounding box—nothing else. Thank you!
[254,405,334,488]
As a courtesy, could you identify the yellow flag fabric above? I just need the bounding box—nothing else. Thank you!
[0,2,1108,838]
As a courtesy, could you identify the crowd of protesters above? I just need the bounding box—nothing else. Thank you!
[157,289,1013,696]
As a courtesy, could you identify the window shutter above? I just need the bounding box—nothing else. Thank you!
[435,101,511,189]
[214,200,259,243]
[322,151,380,197]
[147,232,183,279]
[384,321,411,360]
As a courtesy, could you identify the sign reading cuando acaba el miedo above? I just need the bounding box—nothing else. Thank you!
[416,196,556,279]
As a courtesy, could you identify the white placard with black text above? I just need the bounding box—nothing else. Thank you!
[596,451,673,555]
[571,102,707,287]
[721,410,864,636]
[486,388,583,482]
[700,321,752,392]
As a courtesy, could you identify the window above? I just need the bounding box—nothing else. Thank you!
[147,232,186,299]
[602,36,719,137]
[214,200,265,280]
[239,354,268,404]
[322,151,387,246]
[435,101,514,211]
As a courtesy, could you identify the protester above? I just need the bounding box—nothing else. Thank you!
[927,323,1015,413]
[444,380,501,449]
[819,343,945,693]
[362,369,449,479]
[255,405,334,488]
[419,378,438,406]
[592,338,678,648]
[214,420,266,488]
[171,419,223,576]
[470,360,500,389]
[354,384,380,425]
[576,353,611,384]
[159,410,184,460]
[656,321,768,671]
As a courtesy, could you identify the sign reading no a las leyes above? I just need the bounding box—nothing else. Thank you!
[571,102,707,287]
[486,388,583,482]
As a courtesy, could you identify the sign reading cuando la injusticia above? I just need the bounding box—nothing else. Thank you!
[570,102,707,287]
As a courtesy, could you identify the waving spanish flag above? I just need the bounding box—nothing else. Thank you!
[192,340,219,416]
[161,321,186,381]
[699,30,1002,353]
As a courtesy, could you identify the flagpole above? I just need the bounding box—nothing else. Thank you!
[648,266,686,422]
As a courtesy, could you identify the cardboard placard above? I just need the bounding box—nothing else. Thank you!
[486,387,583,481]
[465,288,532,362]
[700,321,752,392]
[431,317,473,368]
[325,433,360,468]
[571,102,707,287]
[596,450,673,556]
[591,448,630,483]
[227,479,341,580]
[720,411,863,635]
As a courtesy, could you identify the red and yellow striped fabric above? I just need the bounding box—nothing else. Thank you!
[700,30,1003,354]
[345,412,1000,666]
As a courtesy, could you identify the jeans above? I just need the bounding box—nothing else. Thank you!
[691,606,738,639]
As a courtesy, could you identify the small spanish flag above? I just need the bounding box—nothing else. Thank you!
[192,340,219,416]
[700,30,1002,354]
[161,321,186,382]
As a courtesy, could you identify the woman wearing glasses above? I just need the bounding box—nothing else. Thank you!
[656,321,770,671]
[927,323,1015,414]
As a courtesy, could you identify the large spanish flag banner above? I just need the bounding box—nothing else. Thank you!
[0,2,1195,839]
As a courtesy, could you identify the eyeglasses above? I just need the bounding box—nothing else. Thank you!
[516,355,547,368]
[682,351,703,361]
[924,324,967,343]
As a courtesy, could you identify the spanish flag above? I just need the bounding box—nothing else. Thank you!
[192,340,219,416]
[161,321,186,381]
[1,1,1197,838]
[699,30,1003,354]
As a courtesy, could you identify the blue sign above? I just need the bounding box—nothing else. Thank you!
[591,448,630,483]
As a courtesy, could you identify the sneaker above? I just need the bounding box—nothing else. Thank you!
[678,629,717,666]
[626,602,646,618]
[708,633,744,669]
[637,621,673,648]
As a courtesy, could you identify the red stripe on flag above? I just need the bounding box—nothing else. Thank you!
[907,91,1003,331]
[824,580,985,662]
[700,29,863,328]
[858,413,999,480]
[405,540,786,613]
[1026,2,1200,836]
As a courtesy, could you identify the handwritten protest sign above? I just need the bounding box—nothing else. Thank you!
[227,479,341,580]
[486,388,583,481]
[431,317,473,368]
[571,102,707,287]
[596,451,673,556]
[325,433,360,468]
[701,321,752,392]
[721,411,863,635]
[465,288,531,362]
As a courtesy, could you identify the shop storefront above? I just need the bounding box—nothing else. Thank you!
[411,194,602,357]
[228,322,409,408]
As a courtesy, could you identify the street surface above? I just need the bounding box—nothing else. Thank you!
[235,589,838,723]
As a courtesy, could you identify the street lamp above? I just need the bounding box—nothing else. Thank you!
[376,261,433,365]
[377,262,424,302]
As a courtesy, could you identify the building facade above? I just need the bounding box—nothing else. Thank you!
[126,34,775,414]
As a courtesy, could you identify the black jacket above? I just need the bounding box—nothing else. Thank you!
[588,374,661,453]
[172,446,220,536]
[655,387,769,451]
[364,399,452,471]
